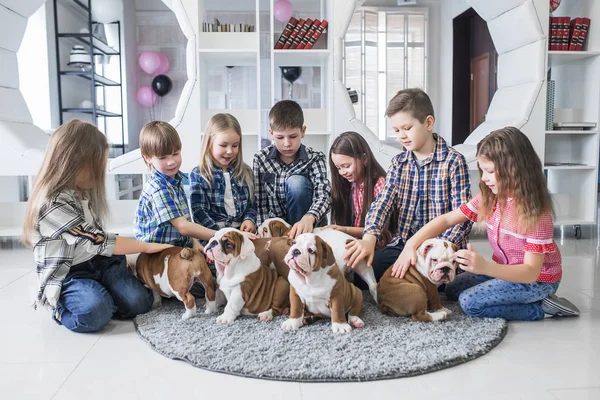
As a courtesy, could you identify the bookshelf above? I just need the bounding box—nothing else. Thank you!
[545,0,600,238]
[197,0,333,161]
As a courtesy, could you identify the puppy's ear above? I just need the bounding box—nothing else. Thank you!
[317,236,335,267]
[238,232,255,260]
[271,221,290,237]
[451,243,459,253]
[418,239,435,258]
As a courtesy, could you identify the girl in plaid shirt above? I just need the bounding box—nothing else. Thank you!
[190,113,257,234]
[23,120,171,333]
[394,127,579,320]
[324,131,396,247]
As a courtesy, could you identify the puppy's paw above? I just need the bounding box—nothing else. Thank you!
[151,291,162,308]
[331,322,352,333]
[348,315,364,328]
[427,309,448,321]
[216,312,236,324]
[281,317,303,331]
[182,307,197,320]
[204,300,218,315]
[258,309,273,322]
[439,307,452,315]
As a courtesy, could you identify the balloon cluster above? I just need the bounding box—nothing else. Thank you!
[136,51,173,108]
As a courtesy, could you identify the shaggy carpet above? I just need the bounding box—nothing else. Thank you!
[134,295,507,382]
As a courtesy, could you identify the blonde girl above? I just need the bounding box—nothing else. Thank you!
[23,120,171,333]
[190,113,256,233]
[394,127,579,320]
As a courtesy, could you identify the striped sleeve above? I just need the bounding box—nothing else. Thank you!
[306,152,331,223]
[189,168,219,230]
[442,153,472,245]
[459,192,481,222]
[525,210,556,254]
[364,157,400,238]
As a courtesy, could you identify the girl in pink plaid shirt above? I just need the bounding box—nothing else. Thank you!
[394,127,579,320]
[324,131,396,247]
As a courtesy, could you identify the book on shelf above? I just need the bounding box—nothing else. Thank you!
[290,18,313,49]
[283,18,305,49]
[202,18,255,32]
[274,17,298,49]
[304,20,328,49]
[297,19,321,49]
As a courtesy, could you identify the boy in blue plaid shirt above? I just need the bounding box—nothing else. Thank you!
[253,100,332,239]
[135,121,216,248]
[346,88,472,282]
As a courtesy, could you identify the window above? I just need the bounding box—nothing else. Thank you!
[343,8,427,141]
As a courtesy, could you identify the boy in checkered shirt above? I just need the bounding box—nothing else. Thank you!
[346,88,472,283]
[253,100,332,239]
[135,121,216,248]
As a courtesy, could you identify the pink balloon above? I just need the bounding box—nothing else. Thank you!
[155,53,170,75]
[139,51,161,75]
[137,86,157,108]
[274,0,293,23]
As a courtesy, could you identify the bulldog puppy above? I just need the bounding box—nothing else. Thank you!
[282,233,364,334]
[377,238,458,322]
[257,219,378,302]
[252,236,293,278]
[206,228,290,324]
[132,245,217,320]
[257,217,291,238]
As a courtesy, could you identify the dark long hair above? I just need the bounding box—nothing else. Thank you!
[329,132,398,245]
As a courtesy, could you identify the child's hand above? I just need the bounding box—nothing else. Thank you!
[391,245,417,278]
[344,237,376,269]
[455,243,488,274]
[288,215,315,239]
[321,224,346,234]
[145,243,173,254]
[240,220,256,234]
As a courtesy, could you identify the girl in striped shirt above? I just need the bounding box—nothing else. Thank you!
[23,120,172,332]
[394,127,579,320]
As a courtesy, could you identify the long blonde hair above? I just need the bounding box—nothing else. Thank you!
[476,126,553,234]
[22,120,109,247]
[199,113,253,198]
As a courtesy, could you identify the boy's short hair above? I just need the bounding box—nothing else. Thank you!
[269,100,304,131]
[385,88,435,123]
[139,121,182,160]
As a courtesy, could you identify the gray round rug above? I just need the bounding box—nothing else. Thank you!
[134,295,507,382]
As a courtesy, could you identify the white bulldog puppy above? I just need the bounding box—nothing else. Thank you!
[205,228,290,324]
[256,218,378,302]
[282,233,364,334]
[377,238,458,322]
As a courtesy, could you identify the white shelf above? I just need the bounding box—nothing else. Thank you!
[544,164,596,170]
[548,50,600,66]
[198,51,257,66]
[273,49,331,66]
[197,32,258,51]
[546,130,598,135]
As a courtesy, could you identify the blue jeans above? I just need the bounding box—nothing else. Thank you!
[285,175,324,226]
[55,255,153,333]
[445,272,560,321]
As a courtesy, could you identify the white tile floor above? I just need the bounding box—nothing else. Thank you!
[1,235,599,400]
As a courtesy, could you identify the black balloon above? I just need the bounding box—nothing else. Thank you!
[280,66,302,84]
[151,74,172,97]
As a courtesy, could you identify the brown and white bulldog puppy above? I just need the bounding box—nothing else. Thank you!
[257,218,378,302]
[130,244,217,320]
[377,238,458,322]
[205,228,290,324]
[282,233,364,334]
[257,218,291,238]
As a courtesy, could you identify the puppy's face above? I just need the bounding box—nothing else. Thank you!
[416,239,459,285]
[206,228,254,277]
[258,218,291,238]
[285,233,335,280]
